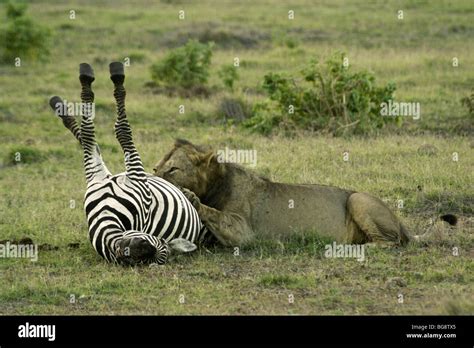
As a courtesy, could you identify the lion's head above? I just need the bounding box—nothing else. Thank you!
[153,139,224,198]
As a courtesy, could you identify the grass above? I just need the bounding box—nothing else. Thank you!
[0,0,472,315]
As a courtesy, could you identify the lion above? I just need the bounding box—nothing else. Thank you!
[153,139,412,247]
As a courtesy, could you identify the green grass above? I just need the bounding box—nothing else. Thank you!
[0,0,472,315]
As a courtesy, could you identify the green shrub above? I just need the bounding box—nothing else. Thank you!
[6,2,27,18]
[218,64,239,90]
[284,37,299,49]
[0,2,51,64]
[150,40,213,88]
[243,101,282,136]
[4,146,72,166]
[244,52,399,136]
[5,146,45,165]
[259,274,298,287]
[277,35,299,49]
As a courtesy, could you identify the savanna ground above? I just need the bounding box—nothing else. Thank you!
[0,0,473,315]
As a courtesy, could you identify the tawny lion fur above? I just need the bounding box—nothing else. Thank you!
[154,139,411,247]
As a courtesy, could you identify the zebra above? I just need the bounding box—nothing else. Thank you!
[48,62,210,265]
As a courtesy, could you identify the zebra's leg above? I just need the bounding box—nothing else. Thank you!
[109,62,147,181]
[49,95,111,178]
[49,96,82,145]
[79,63,111,183]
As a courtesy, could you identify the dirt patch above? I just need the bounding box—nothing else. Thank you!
[67,242,80,249]
[38,243,59,251]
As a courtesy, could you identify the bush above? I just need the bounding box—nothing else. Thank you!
[244,52,399,136]
[6,2,27,18]
[5,146,45,166]
[218,64,239,91]
[243,101,282,136]
[0,2,51,64]
[150,40,213,88]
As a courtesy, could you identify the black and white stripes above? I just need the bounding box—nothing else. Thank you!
[49,62,208,265]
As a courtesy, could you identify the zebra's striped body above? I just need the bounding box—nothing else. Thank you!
[85,173,207,263]
[50,62,209,265]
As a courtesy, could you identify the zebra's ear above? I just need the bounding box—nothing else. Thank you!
[169,238,197,253]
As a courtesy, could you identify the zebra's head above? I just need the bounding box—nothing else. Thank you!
[115,231,197,266]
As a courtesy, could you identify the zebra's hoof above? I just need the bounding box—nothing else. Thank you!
[49,96,66,116]
[109,62,125,85]
[109,62,125,77]
[79,63,94,78]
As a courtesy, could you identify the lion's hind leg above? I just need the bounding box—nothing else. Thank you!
[347,192,410,245]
